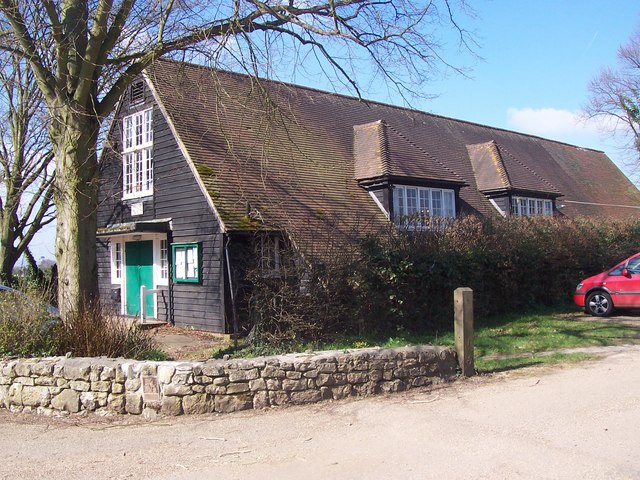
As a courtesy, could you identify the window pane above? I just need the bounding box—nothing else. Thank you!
[145,110,153,144]
[406,188,417,215]
[431,189,443,217]
[419,189,430,216]
[393,187,405,217]
[174,248,186,279]
[544,200,553,216]
[443,191,455,217]
[186,247,196,278]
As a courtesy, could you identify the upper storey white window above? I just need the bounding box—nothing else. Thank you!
[122,108,153,199]
[511,196,553,217]
[393,185,456,227]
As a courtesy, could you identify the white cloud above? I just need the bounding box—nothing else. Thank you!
[506,107,603,138]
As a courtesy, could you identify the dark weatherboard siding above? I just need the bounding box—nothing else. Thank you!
[97,83,226,332]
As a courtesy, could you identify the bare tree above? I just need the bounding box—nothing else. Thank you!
[0,52,54,285]
[0,0,474,316]
[586,28,640,166]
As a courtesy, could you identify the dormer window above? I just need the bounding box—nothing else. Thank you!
[511,196,553,217]
[392,185,456,225]
[122,108,153,199]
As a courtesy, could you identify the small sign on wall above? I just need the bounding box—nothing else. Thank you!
[131,202,144,216]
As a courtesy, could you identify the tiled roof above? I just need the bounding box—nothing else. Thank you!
[145,59,640,252]
[468,140,561,196]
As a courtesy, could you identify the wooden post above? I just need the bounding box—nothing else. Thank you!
[454,287,474,377]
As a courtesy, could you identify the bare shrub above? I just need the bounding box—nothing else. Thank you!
[57,302,157,359]
[0,285,60,357]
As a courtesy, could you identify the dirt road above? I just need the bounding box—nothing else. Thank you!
[1,346,639,479]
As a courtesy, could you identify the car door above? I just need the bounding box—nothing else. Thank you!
[605,255,640,307]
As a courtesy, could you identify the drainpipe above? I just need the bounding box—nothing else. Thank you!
[224,234,239,347]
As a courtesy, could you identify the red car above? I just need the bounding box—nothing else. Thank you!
[575,252,640,316]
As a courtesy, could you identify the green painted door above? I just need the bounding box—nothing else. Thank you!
[125,241,154,317]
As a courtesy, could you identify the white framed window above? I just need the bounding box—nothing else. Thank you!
[110,240,123,284]
[392,185,456,224]
[160,239,169,281]
[511,196,553,217]
[122,108,153,199]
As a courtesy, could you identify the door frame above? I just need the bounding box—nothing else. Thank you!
[109,232,169,318]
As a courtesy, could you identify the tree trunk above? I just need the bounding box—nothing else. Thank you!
[50,105,100,317]
[0,192,20,284]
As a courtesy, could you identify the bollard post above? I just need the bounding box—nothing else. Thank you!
[454,287,474,377]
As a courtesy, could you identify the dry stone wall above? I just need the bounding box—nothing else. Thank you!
[0,345,457,417]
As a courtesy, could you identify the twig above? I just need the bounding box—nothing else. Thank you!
[200,436,226,441]
[410,395,440,404]
[219,449,252,457]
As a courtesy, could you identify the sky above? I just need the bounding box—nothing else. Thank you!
[26,0,640,262]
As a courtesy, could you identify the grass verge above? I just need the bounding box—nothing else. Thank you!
[219,307,640,372]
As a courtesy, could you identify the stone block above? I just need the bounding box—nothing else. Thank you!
[1,361,17,376]
[268,391,289,406]
[139,364,158,376]
[331,385,352,400]
[249,378,267,392]
[161,395,183,416]
[202,363,225,377]
[282,378,306,392]
[14,362,33,377]
[0,376,11,385]
[125,392,143,415]
[226,382,250,394]
[80,392,98,411]
[70,380,91,392]
[316,362,337,374]
[51,389,80,413]
[369,370,383,382]
[35,376,56,386]
[215,394,252,413]
[285,371,302,380]
[380,380,406,393]
[125,378,141,391]
[163,384,192,396]
[265,379,281,391]
[290,390,322,405]
[0,385,9,408]
[21,386,51,407]
[14,377,34,386]
[347,372,368,384]
[89,365,102,382]
[411,376,432,388]
[62,361,91,381]
[294,362,312,372]
[192,385,206,393]
[227,368,259,382]
[107,394,126,414]
[112,383,125,394]
[205,385,226,395]
[182,394,213,415]
[157,365,175,384]
[32,362,54,376]
[262,366,286,379]
[91,381,112,393]
[253,391,269,409]
[303,370,318,379]
[213,377,229,386]
[100,366,116,381]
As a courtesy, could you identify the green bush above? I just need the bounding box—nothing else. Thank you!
[243,215,640,344]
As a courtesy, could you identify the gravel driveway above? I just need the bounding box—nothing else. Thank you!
[1,345,639,479]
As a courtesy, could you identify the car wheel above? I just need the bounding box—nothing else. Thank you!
[585,291,613,317]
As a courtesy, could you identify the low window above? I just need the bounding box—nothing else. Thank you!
[392,185,456,226]
[160,240,168,280]
[257,236,281,277]
[172,243,200,283]
[511,196,553,217]
[110,241,123,284]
